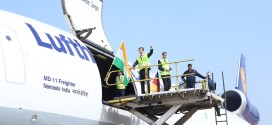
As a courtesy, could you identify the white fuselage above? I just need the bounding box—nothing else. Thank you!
[0,10,146,125]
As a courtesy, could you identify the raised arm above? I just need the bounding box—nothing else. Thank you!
[147,48,153,58]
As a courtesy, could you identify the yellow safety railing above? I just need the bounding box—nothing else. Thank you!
[104,59,196,91]
[104,69,122,86]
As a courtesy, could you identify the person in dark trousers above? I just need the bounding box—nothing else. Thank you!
[116,71,125,97]
[158,52,172,91]
[132,45,153,94]
[207,74,216,93]
[181,64,206,88]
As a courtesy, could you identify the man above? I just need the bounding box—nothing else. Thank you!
[158,52,172,91]
[132,45,153,94]
[116,71,125,97]
[181,64,206,88]
[207,74,216,93]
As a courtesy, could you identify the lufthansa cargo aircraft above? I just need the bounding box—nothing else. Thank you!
[0,0,259,124]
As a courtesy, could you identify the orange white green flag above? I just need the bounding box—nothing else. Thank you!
[113,41,131,86]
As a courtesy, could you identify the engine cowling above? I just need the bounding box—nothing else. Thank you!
[221,89,260,125]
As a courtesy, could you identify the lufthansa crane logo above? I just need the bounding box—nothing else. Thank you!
[240,68,247,95]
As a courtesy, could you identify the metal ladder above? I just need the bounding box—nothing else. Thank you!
[214,105,228,125]
[214,72,228,125]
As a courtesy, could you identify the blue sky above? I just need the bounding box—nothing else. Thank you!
[1,0,271,124]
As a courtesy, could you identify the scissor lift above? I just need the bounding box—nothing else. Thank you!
[106,88,223,125]
[105,60,225,125]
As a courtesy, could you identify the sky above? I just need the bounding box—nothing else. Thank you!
[0,0,271,124]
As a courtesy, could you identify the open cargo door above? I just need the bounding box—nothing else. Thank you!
[62,0,113,58]
[61,0,135,101]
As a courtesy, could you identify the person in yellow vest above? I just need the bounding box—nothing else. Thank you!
[158,52,172,91]
[132,45,153,94]
[116,71,125,97]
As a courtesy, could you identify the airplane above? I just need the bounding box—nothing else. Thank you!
[221,53,260,125]
[0,0,259,125]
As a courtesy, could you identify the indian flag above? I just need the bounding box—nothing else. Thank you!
[113,41,131,86]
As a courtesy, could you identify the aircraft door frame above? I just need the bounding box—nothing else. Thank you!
[0,25,26,84]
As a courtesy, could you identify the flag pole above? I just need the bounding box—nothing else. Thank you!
[104,41,124,82]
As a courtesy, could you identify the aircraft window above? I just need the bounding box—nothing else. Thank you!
[6,35,11,41]
[0,26,25,84]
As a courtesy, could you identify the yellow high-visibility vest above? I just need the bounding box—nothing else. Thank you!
[137,53,150,70]
[160,59,170,76]
[116,75,125,90]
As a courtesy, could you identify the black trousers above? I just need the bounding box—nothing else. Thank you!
[162,75,171,91]
[116,89,125,97]
[186,82,195,88]
[139,68,150,94]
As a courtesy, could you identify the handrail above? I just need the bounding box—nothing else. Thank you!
[105,59,194,88]
[135,59,194,69]
[131,73,195,83]
[104,69,122,86]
